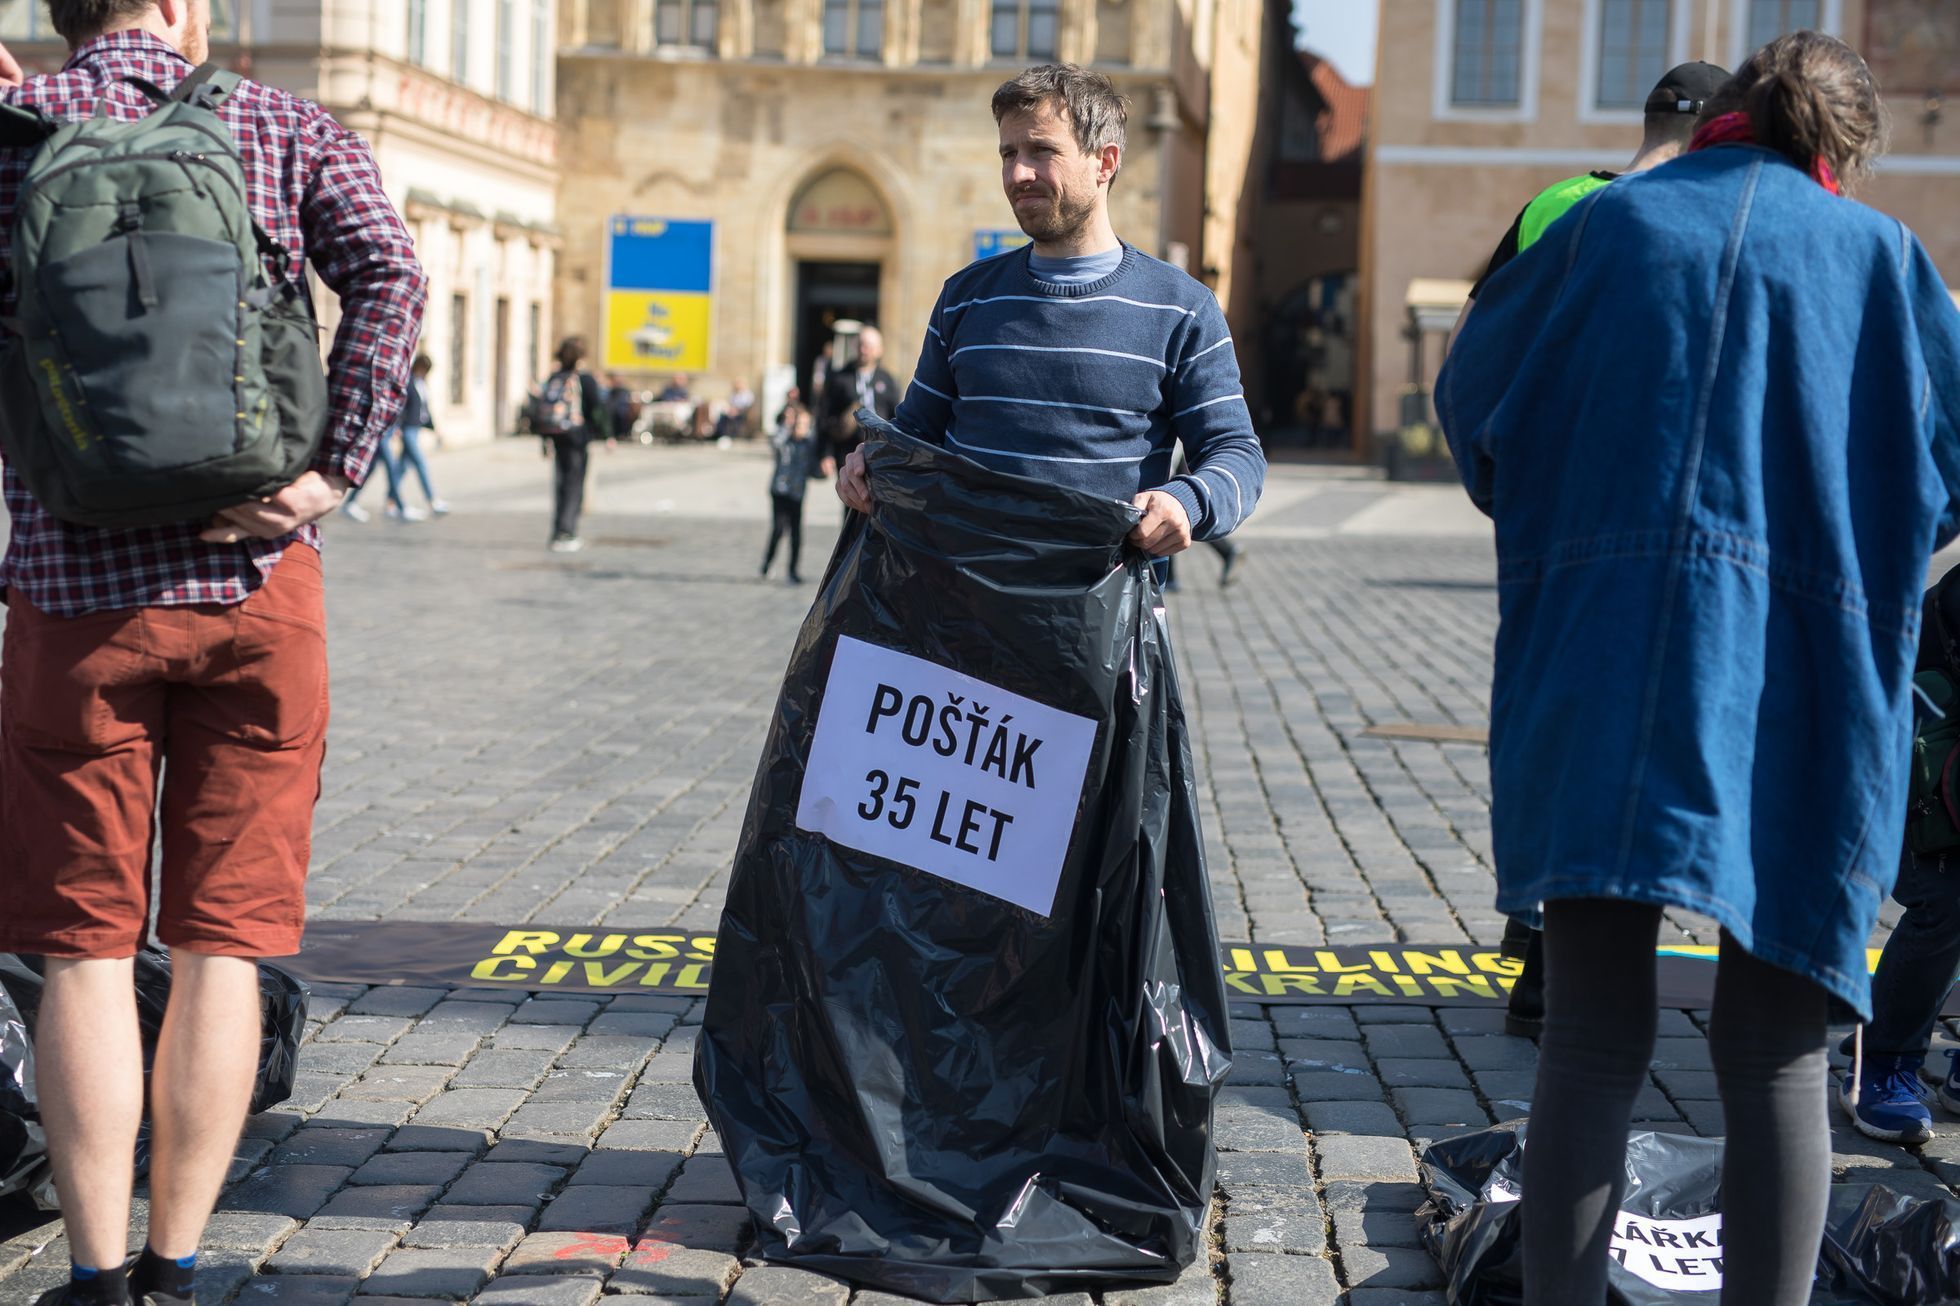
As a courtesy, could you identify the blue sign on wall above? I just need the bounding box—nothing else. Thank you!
[974,229,1033,262]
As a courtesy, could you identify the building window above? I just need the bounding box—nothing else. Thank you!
[450,294,468,405]
[453,0,471,82]
[497,0,515,99]
[409,0,428,64]
[529,302,543,381]
[823,0,883,58]
[1450,0,1525,106]
[657,0,719,48]
[1744,0,1821,51]
[1594,0,1674,110]
[532,0,551,111]
[991,0,1058,61]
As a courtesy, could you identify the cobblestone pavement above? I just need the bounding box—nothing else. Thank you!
[2,440,1956,1304]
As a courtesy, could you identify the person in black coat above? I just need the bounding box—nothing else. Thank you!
[814,326,897,476]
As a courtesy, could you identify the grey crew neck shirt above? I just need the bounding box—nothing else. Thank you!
[1028,247,1126,286]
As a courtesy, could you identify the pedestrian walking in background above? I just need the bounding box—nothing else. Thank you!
[529,336,613,553]
[393,354,448,516]
[1440,32,1960,1306]
[0,4,426,1304]
[337,417,410,522]
[759,403,814,584]
[816,326,895,480]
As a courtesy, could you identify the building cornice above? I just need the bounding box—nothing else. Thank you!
[554,46,1175,81]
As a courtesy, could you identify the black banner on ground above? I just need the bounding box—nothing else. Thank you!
[273,924,1929,1012]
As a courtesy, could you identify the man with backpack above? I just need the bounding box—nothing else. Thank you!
[0,5,425,1304]
[530,336,613,552]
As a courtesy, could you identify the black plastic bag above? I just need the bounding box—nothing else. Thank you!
[1419,1121,1960,1303]
[0,949,308,1207]
[694,417,1232,1302]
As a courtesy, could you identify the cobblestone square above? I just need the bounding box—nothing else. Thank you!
[1,441,1953,1303]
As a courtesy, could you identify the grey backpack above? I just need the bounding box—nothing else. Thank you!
[0,65,328,528]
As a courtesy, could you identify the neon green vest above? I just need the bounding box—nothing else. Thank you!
[1519,173,1615,251]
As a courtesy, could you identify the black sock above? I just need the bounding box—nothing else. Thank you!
[128,1247,195,1298]
[65,1263,129,1305]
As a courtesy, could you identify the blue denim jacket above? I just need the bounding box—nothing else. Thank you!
[1438,146,1960,1015]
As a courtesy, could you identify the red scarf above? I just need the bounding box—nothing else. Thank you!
[1688,111,1841,195]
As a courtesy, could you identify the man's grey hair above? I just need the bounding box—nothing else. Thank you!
[991,64,1129,160]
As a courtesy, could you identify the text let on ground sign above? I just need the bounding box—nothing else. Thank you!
[602,217,713,373]
[794,636,1099,917]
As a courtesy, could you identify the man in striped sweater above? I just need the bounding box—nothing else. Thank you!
[836,64,1265,556]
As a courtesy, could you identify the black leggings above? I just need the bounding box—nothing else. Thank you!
[1522,899,1830,1306]
[762,493,803,577]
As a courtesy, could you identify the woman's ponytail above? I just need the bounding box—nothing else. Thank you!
[1705,31,1888,188]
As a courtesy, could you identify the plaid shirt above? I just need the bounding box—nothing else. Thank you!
[0,32,426,616]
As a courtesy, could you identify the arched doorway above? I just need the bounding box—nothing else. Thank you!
[1263,272,1358,451]
[786,167,895,393]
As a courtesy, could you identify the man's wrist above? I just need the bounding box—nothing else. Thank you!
[1158,480,1204,536]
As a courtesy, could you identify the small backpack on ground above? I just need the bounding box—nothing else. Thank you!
[0,64,328,528]
[527,369,584,437]
[1906,564,1960,853]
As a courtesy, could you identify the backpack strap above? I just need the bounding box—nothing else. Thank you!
[172,65,241,110]
[0,102,56,149]
[121,64,238,112]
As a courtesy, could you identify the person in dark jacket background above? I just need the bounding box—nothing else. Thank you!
[537,336,613,552]
[815,326,896,477]
[760,403,815,585]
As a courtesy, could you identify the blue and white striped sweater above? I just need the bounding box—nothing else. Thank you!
[892,244,1266,540]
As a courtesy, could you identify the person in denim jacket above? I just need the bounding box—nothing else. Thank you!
[1440,32,1960,1306]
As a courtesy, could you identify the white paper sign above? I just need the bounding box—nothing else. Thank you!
[1609,1212,1724,1292]
[1485,1183,1724,1293]
[795,636,1098,916]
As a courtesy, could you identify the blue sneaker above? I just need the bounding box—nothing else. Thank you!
[1941,1049,1960,1116]
[1840,1052,1934,1145]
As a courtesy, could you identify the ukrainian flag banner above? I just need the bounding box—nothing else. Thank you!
[602,217,714,373]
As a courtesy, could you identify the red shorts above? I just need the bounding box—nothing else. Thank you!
[0,545,329,959]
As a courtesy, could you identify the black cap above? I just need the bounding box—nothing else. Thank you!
[1644,62,1731,115]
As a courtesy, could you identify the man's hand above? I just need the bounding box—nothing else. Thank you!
[1129,490,1193,556]
[0,43,22,90]
[199,472,349,544]
[836,446,872,513]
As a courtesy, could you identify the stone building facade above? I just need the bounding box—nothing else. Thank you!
[1364,0,1960,454]
[2,0,563,443]
[555,0,1270,407]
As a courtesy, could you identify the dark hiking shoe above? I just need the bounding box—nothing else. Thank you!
[1504,928,1545,1039]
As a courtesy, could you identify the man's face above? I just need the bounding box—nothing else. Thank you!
[998,101,1111,244]
[857,328,883,367]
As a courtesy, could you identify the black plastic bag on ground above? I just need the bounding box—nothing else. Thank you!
[694,416,1233,1302]
[1419,1121,1960,1303]
[0,949,308,1207]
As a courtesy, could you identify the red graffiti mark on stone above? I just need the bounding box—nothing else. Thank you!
[553,1232,630,1260]
[629,1238,678,1265]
